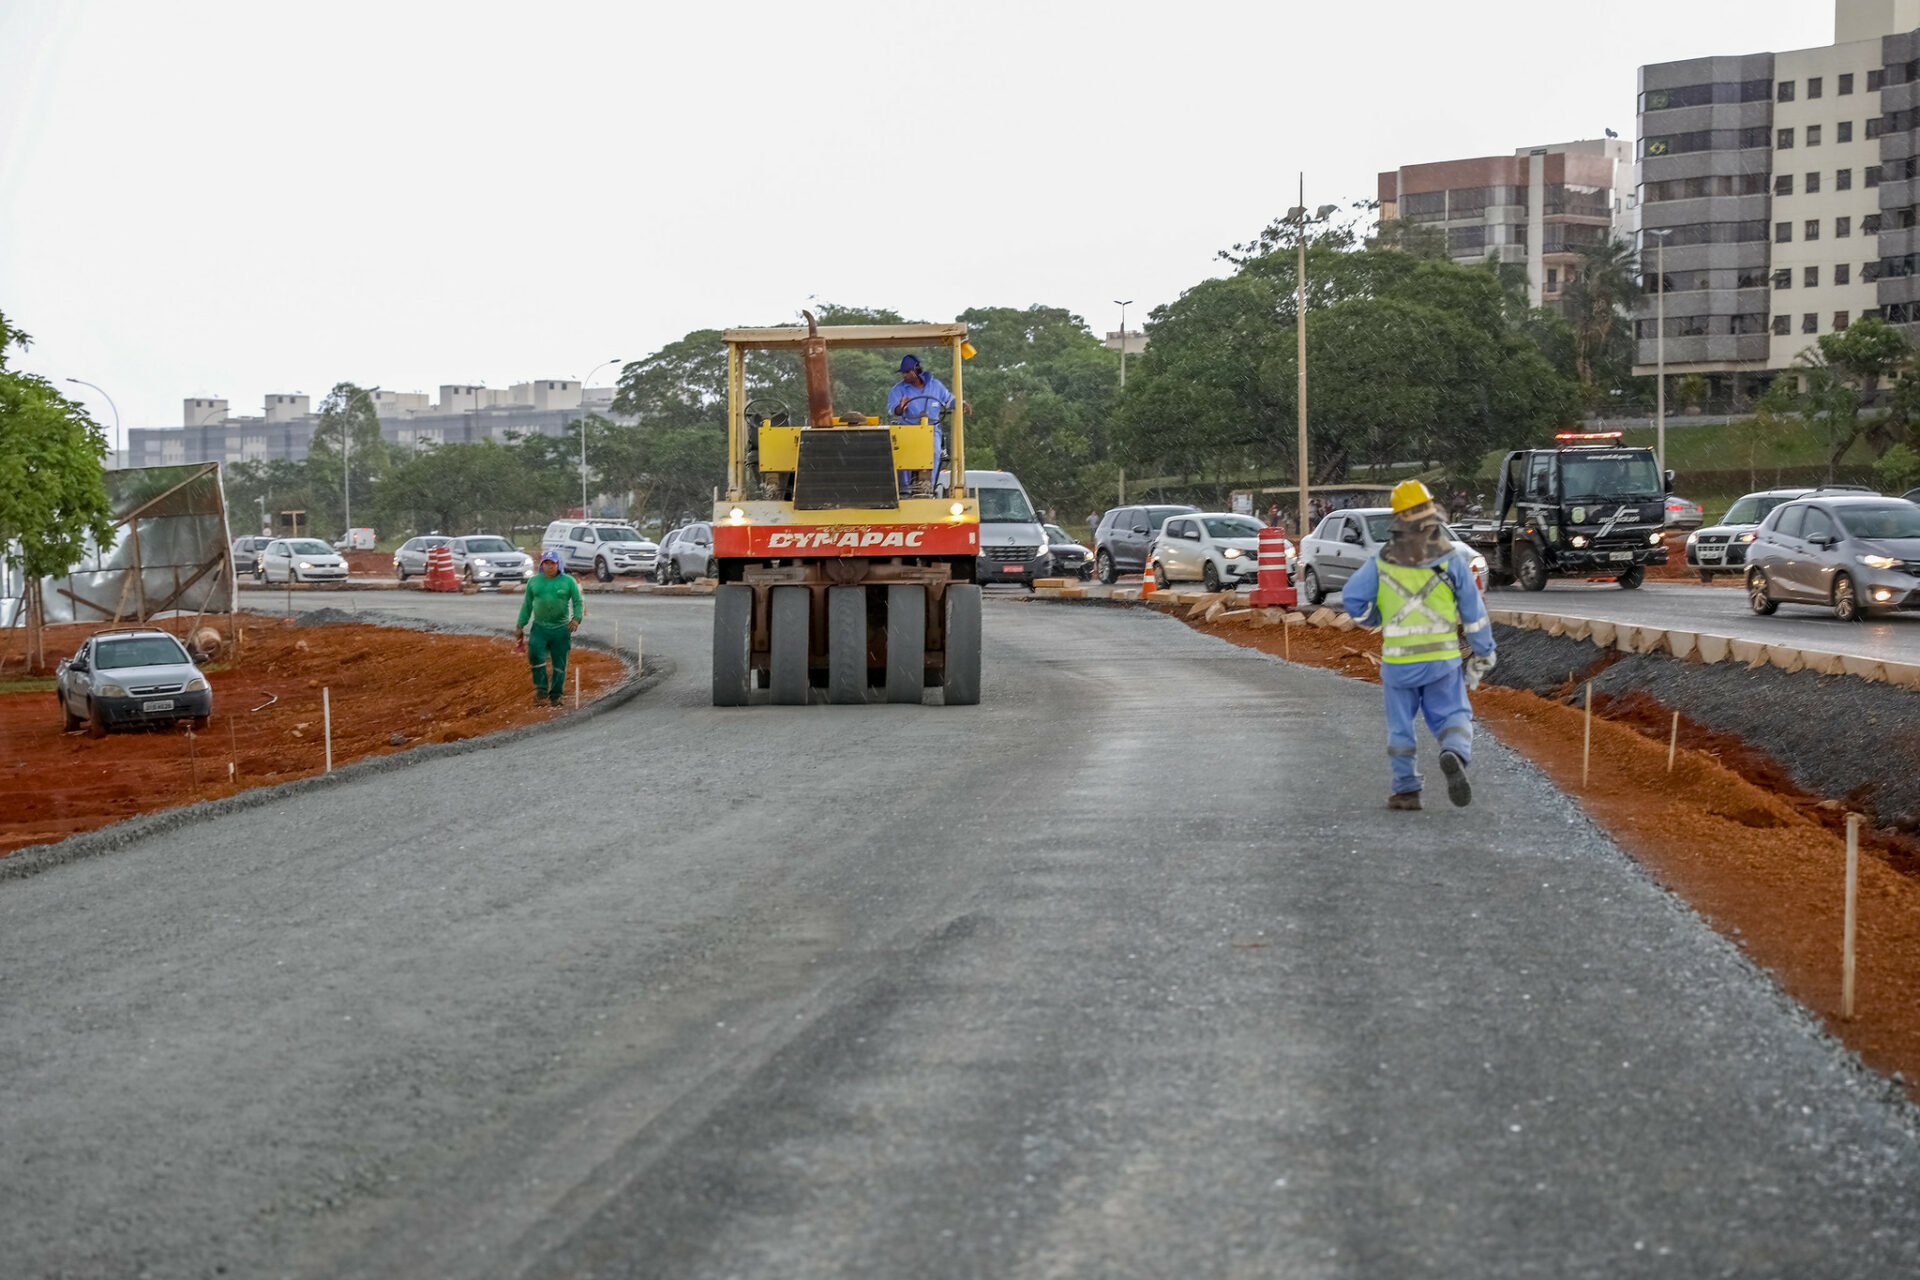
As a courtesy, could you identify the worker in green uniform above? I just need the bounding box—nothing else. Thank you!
[517,547,584,705]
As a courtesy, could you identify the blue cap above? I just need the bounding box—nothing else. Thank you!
[540,547,565,568]
[897,355,922,374]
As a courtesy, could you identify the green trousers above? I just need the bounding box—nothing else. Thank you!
[527,623,572,699]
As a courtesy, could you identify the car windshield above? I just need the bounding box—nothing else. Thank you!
[1838,504,1920,539]
[1044,525,1073,544]
[1364,514,1392,542]
[1203,516,1263,539]
[1720,495,1790,525]
[95,637,190,670]
[978,487,1036,523]
[464,538,515,553]
[1561,451,1663,501]
[594,527,646,542]
[287,540,334,555]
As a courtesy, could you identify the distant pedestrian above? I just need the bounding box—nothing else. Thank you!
[517,548,584,706]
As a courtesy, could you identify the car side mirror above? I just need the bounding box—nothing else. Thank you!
[1810,533,1836,548]
[1664,469,1675,494]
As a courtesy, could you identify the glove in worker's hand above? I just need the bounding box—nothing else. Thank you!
[1464,651,1497,690]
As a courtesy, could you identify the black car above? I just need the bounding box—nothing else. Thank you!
[1043,524,1092,579]
[1094,504,1199,583]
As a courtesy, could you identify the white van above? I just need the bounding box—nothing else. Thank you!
[540,519,659,582]
[945,469,1050,589]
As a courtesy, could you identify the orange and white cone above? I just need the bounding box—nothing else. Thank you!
[1140,560,1157,594]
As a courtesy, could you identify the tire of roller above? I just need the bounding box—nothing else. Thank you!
[827,586,867,704]
[711,583,752,706]
[942,583,981,706]
[769,585,810,705]
[886,584,926,705]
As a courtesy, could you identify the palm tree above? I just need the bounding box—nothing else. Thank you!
[1559,239,1643,403]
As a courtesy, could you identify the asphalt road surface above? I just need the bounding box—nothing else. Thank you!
[5,593,1920,1278]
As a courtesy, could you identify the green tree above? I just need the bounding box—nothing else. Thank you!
[0,310,115,668]
[375,440,565,536]
[307,382,391,535]
[1793,316,1912,478]
[1560,238,1642,404]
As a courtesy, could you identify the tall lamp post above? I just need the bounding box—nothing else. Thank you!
[63,378,120,465]
[343,385,379,541]
[1113,301,1133,387]
[1647,228,1672,475]
[578,358,622,516]
[1292,179,1338,539]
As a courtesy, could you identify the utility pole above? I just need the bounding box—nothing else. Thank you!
[343,385,379,542]
[1297,174,1310,541]
[1114,300,1133,388]
[579,358,622,517]
[1651,230,1671,476]
[64,378,120,465]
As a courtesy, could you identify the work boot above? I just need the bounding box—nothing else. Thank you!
[1387,791,1422,811]
[1439,750,1472,808]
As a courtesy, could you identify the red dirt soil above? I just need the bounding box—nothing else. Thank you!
[0,617,621,857]
[1185,606,1920,1095]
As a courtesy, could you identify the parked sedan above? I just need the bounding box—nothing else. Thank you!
[56,628,212,737]
[1093,504,1199,583]
[1043,524,1092,579]
[449,535,532,589]
[657,522,716,583]
[1746,494,1920,620]
[393,536,451,581]
[1664,495,1706,529]
[1151,512,1283,593]
[1298,508,1487,605]
[259,538,348,584]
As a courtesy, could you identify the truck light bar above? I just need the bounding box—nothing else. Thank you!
[1555,431,1624,442]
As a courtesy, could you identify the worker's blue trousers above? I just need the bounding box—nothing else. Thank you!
[1383,659,1474,795]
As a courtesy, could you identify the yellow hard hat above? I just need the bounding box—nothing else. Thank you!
[1390,480,1434,514]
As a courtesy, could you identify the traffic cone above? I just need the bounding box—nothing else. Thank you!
[424,545,460,593]
[1140,560,1157,594]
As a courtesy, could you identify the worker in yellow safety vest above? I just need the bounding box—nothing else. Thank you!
[1340,480,1497,810]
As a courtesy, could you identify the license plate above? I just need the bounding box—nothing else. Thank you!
[1699,551,1723,563]
[1609,551,1633,562]
[1002,564,1022,572]
[142,699,174,712]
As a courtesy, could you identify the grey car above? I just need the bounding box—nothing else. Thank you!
[1094,504,1199,583]
[1746,494,1920,620]
[57,628,213,737]
[449,536,532,589]
[657,522,716,583]
[1297,510,1393,604]
[393,536,451,581]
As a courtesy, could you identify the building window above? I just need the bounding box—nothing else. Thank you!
[1891,303,1912,322]
[1806,219,1822,241]
[1838,168,1853,190]
[1774,268,1793,289]
[1776,173,1794,195]
[1778,128,1795,149]
[1871,69,1887,91]
[1907,209,1920,230]
[1777,221,1794,242]
[1806,266,1820,287]
[1809,76,1824,99]
[1837,263,1852,285]
[1865,213,1884,234]
[1835,311,1851,330]
[1773,315,1792,336]
[1868,165,1884,187]
[1808,124,1823,146]
[1807,171,1822,193]
[1546,268,1559,292]
[1839,121,1854,143]
[1868,116,1886,139]
[1778,80,1796,102]
[1840,73,1855,95]
[1837,216,1852,238]
[1804,313,1820,333]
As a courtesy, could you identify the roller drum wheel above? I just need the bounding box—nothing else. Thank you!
[711,584,753,706]
[886,585,927,705]
[827,586,867,705]
[769,585,811,705]
[943,584,982,706]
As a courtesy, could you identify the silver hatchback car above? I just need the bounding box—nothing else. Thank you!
[57,628,213,737]
[1746,494,1920,620]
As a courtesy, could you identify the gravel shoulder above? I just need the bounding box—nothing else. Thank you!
[2,596,1918,1278]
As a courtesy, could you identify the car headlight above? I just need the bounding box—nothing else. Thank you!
[1223,547,1242,559]
[1685,531,1698,546]
[1570,535,1589,548]
[185,676,209,692]
[1858,553,1901,569]
[298,561,313,569]
[1739,532,1757,543]
[97,683,128,698]
[473,564,492,575]
[1649,532,1663,545]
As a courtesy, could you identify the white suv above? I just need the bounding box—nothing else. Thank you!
[541,519,659,581]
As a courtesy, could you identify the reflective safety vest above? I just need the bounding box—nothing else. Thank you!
[1376,559,1461,665]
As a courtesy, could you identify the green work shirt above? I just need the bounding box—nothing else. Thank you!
[518,571,584,629]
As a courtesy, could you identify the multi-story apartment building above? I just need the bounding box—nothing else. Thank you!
[1634,0,1920,395]
[1377,139,1633,306]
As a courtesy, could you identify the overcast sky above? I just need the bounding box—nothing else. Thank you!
[0,0,1833,440]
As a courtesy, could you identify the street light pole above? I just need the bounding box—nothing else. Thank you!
[1113,301,1133,387]
[63,378,120,464]
[578,358,621,517]
[1297,174,1310,541]
[1650,230,1671,476]
[343,385,379,542]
